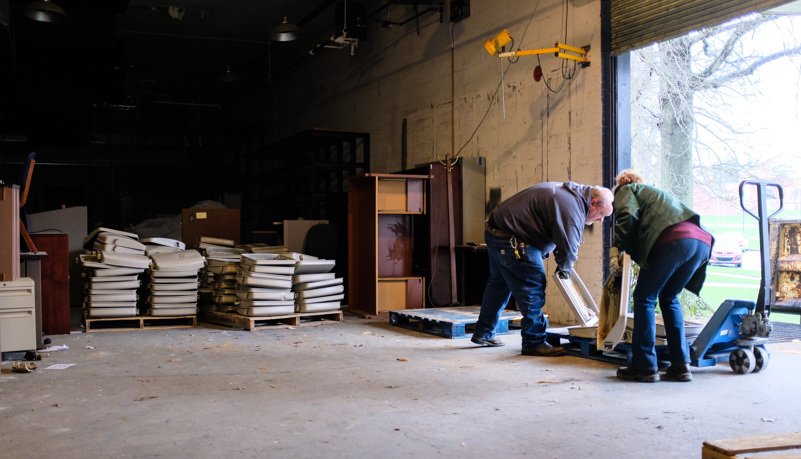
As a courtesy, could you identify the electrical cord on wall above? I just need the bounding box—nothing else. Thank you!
[538,0,579,94]
[452,0,546,159]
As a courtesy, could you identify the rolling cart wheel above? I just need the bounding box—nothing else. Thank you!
[753,346,770,373]
[729,348,756,374]
[389,313,398,325]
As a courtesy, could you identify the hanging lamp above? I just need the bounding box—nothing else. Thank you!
[270,16,301,42]
[24,0,66,23]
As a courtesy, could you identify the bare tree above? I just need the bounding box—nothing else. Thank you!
[631,13,801,205]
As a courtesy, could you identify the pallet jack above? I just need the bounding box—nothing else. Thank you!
[548,180,783,375]
[690,180,782,374]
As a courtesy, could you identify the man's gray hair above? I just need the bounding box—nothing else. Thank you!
[591,186,613,204]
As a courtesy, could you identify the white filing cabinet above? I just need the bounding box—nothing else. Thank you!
[0,277,36,353]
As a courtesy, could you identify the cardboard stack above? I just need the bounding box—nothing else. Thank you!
[147,249,205,316]
[80,227,149,318]
[235,253,295,316]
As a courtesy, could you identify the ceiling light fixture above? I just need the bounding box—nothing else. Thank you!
[24,0,66,23]
[220,65,242,84]
[270,16,301,42]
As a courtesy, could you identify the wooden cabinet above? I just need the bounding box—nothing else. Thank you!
[29,233,70,335]
[399,157,486,307]
[348,174,428,317]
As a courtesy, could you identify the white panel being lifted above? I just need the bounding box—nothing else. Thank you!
[552,270,599,327]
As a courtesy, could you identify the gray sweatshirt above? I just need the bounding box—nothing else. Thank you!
[487,181,592,273]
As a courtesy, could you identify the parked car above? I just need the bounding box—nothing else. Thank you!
[721,231,749,251]
[710,237,744,267]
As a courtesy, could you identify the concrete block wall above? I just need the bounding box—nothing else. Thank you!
[268,0,605,324]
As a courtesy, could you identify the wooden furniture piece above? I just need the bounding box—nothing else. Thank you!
[348,173,428,317]
[0,277,36,354]
[244,130,369,228]
[29,233,70,335]
[702,431,801,458]
[399,157,486,307]
[181,208,241,249]
[1,185,21,282]
[401,161,463,307]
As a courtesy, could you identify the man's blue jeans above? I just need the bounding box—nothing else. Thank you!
[630,238,711,371]
[473,232,548,349]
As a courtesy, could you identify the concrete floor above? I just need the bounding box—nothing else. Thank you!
[2,311,801,459]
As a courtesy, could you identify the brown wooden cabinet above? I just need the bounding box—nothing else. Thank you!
[29,233,70,335]
[348,174,428,317]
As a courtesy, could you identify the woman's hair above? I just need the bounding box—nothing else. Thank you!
[614,170,644,193]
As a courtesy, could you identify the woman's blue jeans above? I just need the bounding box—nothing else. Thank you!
[630,238,710,371]
[473,231,548,349]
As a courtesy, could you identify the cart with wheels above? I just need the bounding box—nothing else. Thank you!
[689,180,782,374]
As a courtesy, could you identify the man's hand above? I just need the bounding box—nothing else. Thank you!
[608,247,622,278]
[556,269,570,279]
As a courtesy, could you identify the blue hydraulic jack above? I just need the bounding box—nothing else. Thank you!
[689,180,783,374]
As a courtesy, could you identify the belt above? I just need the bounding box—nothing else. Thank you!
[485,224,514,239]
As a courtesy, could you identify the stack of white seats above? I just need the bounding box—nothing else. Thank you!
[147,248,205,316]
[195,238,242,313]
[235,253,295,316]
[203,255,241,313]
[293,257,343,313]
[141,237,185,256]
[81,227,149,318]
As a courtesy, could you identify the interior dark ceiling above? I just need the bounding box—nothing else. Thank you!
[0,0,440,146]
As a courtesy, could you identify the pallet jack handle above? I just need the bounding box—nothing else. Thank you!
[738,180,784,316]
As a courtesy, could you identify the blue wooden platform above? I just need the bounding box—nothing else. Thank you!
[388,306,522,339]
[546,328,633,365]
[547,328,676,367]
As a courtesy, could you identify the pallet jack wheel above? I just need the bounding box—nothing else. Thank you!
[729,348,757,374]
[753,346,769,373]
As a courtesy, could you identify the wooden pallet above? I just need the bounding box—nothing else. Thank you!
[84,315,197,332]
[201,310,344,331]
[702,432,801,458]
[388,306,522,339]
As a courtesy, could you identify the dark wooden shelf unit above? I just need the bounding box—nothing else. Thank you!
[243,130,370,230]
[348,173,428,317]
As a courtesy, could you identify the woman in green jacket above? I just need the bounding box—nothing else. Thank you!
[612,171,713,383]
